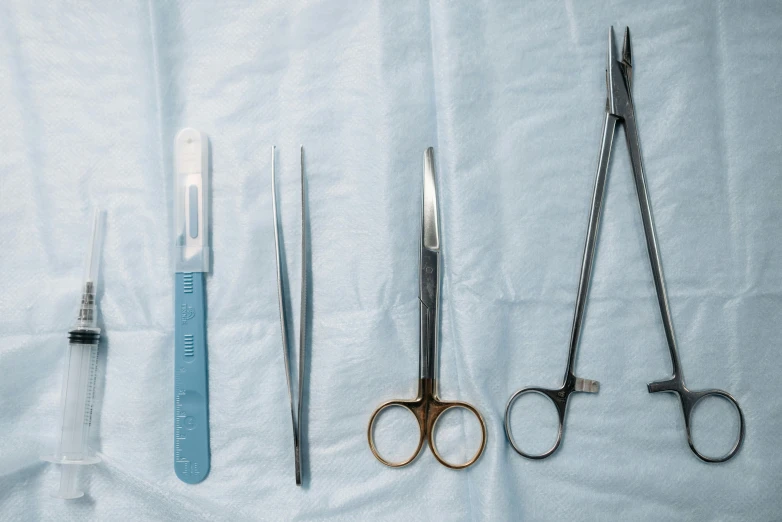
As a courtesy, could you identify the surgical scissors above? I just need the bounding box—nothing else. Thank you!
[368,148,487,469]
[504,27,744,463]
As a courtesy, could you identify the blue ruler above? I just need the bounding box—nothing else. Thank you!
[174,272,209,483]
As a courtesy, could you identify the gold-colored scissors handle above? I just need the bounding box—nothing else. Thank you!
[367,379,487,469]
[427,399,487,469]
[367,399,426,468]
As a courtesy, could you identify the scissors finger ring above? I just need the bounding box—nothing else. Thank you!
[428,400,487,469]
[367,400,426,468]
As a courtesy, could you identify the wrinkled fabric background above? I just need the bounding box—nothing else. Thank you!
[1,0,781,520]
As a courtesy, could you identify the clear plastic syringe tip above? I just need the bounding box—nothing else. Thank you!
[76,209,104,328]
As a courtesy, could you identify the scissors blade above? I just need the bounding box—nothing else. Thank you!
[422,147,440,252]
[419,148,440,378]
[419,147,440,313]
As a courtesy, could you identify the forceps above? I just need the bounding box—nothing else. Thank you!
[271,146,307,484]
[368,148,487,469]
[504,27,744,463]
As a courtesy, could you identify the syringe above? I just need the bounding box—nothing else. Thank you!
[41,209,105,499]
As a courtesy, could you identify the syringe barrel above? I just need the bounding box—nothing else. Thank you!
[54,328,100,461]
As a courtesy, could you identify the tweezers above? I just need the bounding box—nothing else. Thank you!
[271,145,307,485]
